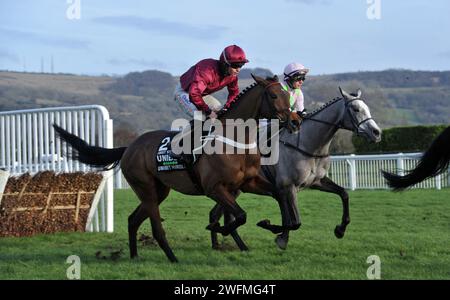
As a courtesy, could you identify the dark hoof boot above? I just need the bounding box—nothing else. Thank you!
[240,244,249,252]
[206,222,221,232]
[275,234,288,250]
[207,222,228,235]
[257,219,271,228]
[334,226,345,239]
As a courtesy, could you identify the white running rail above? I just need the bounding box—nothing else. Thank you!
[114,152,449,191]
[329,152,448,190]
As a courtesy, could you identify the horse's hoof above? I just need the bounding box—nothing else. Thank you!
[239,245,249,252]
[212,243,220,250]
[257,219,271,228]
[206,222,220,232]
[334,226,345,239]
[275,235,288,250]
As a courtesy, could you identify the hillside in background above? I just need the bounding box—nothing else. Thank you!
[0,68,449,150]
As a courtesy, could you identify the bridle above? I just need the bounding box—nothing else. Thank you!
[260,81,291,127]
[304,97,373,136]
[280,97,373,158]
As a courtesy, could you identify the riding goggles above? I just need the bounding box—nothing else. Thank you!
[290,74,306,82]
[228,62,246,69]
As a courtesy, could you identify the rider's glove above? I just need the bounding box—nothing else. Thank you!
[297,109,307,118]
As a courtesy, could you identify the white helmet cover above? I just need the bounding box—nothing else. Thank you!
[283,62,309,79]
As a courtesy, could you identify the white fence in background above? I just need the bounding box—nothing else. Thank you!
[113,152,449,190]
[329,152,448,190]
[0,105,114,232]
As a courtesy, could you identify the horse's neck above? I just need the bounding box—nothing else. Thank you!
[295,100,346,154]
[220,86,262,121]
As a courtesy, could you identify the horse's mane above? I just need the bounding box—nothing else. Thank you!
[306,92,360,117]
[306,97,343,117]
[221,76,279,112]
[225,82,258,110]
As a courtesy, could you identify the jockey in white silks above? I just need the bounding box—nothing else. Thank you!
[258,62,309,159]
[281,62,309,114]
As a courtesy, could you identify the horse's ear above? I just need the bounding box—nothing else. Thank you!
[356,89,362,98]
[251,74,266,86]
[339,86,353,99]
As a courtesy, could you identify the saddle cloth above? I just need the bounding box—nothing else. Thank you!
[156,132,187,172]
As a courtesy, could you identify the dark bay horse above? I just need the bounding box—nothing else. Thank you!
[382,126,450,190]
[54,75,300,262]
[209,87,382,250]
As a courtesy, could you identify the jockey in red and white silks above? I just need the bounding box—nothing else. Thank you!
[174,45,249,118]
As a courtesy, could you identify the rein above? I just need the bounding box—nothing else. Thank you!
[304,97,373,134]
[280,97,373,158]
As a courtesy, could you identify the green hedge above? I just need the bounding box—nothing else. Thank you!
[352,124,448,154]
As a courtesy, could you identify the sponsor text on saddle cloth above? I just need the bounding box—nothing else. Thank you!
[156,133,186,171]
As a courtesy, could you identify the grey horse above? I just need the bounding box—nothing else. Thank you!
[209,87,382,250]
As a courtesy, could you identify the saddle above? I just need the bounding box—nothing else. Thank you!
[157,123,208,193]
[169,119,211,165]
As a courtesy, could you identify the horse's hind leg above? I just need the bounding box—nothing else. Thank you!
[128,204,148,258]
[310,176,350,239]
[128,179,177,262]
[147,202,178,262]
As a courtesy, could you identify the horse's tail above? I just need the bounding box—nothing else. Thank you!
[53,124,127,170]
[382,126,450,191]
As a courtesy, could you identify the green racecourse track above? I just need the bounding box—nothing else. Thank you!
[1,189,450,280]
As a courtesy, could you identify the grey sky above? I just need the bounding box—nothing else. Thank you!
[1,0,449,76]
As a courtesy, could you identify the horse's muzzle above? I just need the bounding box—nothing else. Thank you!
[287,112,301,133]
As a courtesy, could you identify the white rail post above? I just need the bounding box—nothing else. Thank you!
[104,118,114,232]
[397,153,404,176]
[347,154,357,191]
[115,169,123,189]
[435,174,442,190]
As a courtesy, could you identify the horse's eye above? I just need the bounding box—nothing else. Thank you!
[353,107,360,112]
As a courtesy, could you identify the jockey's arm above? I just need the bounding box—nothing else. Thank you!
[223,78,239,108]
[292,90,304,112]
[188,80,211,114]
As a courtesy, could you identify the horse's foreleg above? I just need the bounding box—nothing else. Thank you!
[209,204,223,249]
[205,185,246,236]
[224,211,249,251]
[256,185,300,250]
[310,176,350,239]
[257,185,301,233]
[274,185,301,249]
[209,201,249,251]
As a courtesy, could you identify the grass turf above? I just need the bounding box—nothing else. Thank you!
[1,188,449,279]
